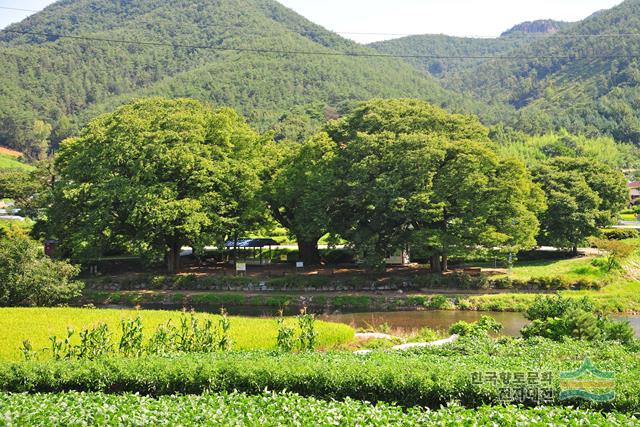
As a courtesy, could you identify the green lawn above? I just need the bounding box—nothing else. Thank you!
[0,153,32,171]
[504,257,607,281]
[0,307,354,361]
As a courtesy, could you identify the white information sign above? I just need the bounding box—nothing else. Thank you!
[296,261,304,268]
[236,262,247,272]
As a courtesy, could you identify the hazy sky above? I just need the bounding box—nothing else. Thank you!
[0,0,625,43]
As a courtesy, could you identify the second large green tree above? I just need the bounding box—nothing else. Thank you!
[326,99,545,270]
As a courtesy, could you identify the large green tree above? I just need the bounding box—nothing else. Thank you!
[533,157,628,253]
[262,134,336,265]
[51,98,264,273]
[327,99,544,271]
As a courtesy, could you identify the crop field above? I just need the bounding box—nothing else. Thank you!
[1,338,638,412]
[0,308,354,360]
[0,391,636,426]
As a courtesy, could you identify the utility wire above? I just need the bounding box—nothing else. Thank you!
[0,6,40,13]
[3,6,640,40]
[2,28,640,60]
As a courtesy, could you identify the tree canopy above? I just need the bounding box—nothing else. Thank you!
[326,99,544,270]
[262,133,336,265]
[51,97,265,272]
[533,157,628,252]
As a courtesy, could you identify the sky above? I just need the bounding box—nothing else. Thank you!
[0,0,626,43]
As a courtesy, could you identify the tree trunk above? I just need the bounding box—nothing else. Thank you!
[441,254,449,272]
[572,244,578,257]
[167,242,181,274]
[298,239,321,266]
[430,254,442,273]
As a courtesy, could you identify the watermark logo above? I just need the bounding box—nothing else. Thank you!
[559,357,615,402]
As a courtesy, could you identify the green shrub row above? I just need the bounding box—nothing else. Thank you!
[601,228,640,240]
[0,391,636,426]
[413,272,602,291]
[87,271,602,292]
[1,338,639,411]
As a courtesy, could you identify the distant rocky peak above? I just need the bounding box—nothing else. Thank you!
[501,19,572,37]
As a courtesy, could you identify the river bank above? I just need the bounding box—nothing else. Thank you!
[81,280,640,315]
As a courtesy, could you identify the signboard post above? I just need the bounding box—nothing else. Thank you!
[236,262,247,276]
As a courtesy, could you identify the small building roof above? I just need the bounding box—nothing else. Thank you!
[628,181,640,189]
[225,238,280,248]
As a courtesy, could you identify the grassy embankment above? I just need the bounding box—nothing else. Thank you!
[468,239,640,313]
[0,308,354,361]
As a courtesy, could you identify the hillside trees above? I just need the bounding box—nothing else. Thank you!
[326,99,544,270]
[51,98,265,273]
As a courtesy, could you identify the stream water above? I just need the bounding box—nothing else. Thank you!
[320,311,640,337]
[107,303,640,337]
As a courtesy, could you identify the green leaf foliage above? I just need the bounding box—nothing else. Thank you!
[1,338,640,411]
[0,391,636,426]
[533,157,629,250]
[50,98,265,271]
[326,99,544,269]
[0,229,82,306]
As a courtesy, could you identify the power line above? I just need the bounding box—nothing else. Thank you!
[0,6,39,13]
[336,30,640,39]
[3,6,640,40]
[2,28,640,61]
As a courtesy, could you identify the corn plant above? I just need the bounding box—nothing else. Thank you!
[49,327,76,360]
[76,323,112,360]
[20,340,36,361]
[119,317,144,357]
[146,320,177,356]
[217,309,231,352]
[276,310,294,352]
[297,308,317,352]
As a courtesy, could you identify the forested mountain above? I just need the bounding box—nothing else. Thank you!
[370,0,640,145]
[4,0,640,155]
[368,20,570,79]
[0,0,480,158]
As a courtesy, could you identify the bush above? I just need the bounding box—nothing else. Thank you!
[0,230,83,306]
[601,228,640,240]
[428,295,452,310]
[522,296,635,344]
[521,310,636,345]
[525,295,595,321]
[449,316,502,337]
[321,248,355,265]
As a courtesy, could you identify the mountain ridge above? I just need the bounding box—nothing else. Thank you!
[0,0,482,156]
